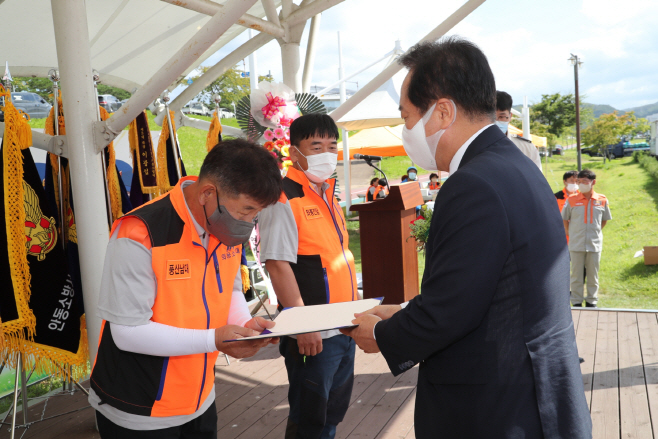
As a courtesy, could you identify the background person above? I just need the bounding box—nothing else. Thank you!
[373,178,388,200]
[562,169,612,307]
[555,170,579,212]
[495,90,542,170]
[89,140,281,438]
[400,174,409,183]
[341,37,591,439]
[259,114,358,439]
[366,177,379,201]
[427,173,441,190]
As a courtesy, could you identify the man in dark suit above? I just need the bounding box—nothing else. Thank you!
[341,37,592,439]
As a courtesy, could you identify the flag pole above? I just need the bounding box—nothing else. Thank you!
[48,69,68,250]
[92,71,116,227]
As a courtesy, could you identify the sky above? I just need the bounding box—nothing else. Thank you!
[173,0,658,110]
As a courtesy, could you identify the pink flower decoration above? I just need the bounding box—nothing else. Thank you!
[261,92,286,121]
[264,129,275,141]
[274,128,285,138]
[284,129,290,140]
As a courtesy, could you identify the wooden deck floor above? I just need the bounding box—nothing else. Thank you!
[2,309,658,438]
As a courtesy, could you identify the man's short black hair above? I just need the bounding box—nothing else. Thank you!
[378,178,387,186]
[370,177,379,185]
[563,170,578,181]
[496,91,513,112]
[429,173,439,180]
[399,36,496,120]
[199,139,282,206]
[578,169,596,180]
[289,114,339,147]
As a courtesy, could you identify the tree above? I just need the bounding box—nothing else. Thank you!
[532,93,577,137]
[581,111,647,161]
[13,77,55,103]
[97,84,131,100]
[184,66,273,110]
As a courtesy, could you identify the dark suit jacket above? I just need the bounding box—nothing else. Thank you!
[375,126,592,439]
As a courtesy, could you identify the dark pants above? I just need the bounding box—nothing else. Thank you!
[96,401,218,439]
[280,334,355,439]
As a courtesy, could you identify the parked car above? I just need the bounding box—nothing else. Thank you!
[219,109,234,118]
[98,94,122,113]
[552,144,563,156]
[11,92,52,119]
[182,102,211,117]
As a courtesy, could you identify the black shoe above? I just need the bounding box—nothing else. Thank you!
[579,357,585,363]
[585,302,597,308]
[572,303,582,307]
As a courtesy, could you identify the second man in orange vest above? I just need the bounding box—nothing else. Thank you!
[259,114,358,439]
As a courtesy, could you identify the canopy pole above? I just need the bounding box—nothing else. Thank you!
[338,31,351,213]
[51,0,111,364]
[248,29,259,91]
[302,13,321,93]
[280,0,305,92]
[330,0,487,122]
[522,96,530,139]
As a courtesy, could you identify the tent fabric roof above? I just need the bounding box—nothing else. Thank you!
[508,123,547,147]
[335,70,407,131]
[337,125,406,160]
[0,0,277,92]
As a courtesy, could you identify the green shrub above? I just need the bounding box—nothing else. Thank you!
[636,151,658,180]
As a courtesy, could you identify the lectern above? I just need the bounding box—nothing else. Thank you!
[351,183,424,305]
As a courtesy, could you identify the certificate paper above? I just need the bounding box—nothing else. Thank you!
[225,297,384,342]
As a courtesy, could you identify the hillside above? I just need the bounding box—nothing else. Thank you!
[513,100,658,119]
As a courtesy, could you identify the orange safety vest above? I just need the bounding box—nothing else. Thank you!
[282,167,357,306]
[90,176,241,417]
[428,182,441,190]
[373,185,387,200]
[566,191,609,224]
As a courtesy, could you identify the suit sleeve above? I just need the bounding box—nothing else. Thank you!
[374,171,511,376]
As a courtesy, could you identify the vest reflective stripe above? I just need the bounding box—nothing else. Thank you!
[90,177,240,418]
[284,167,357,306]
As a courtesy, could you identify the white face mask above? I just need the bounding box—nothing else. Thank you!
[295,146,337,184]
[495,120,509,134]
[401,101,457,171]
[566,183,578,193]
[578,182,592,193]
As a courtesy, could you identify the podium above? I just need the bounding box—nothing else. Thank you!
[351,183,424,305]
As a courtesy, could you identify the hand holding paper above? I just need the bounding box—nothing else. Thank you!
[224,298,384,342]
[355,304,402,321]
[340,314,381,353]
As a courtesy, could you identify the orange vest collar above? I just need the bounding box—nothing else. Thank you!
[285,167,336,194]
[167,176,218,247]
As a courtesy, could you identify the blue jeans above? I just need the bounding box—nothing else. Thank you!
[280,334,355,439]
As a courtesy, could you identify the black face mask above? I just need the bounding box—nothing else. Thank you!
[203,189,255,247]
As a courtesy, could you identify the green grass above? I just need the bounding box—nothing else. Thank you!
[544,149,658,309]
[380,156,431,181]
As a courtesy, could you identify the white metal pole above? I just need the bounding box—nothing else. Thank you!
[281,43,302,92]
[330,0,487,122]
[51,0,110,364]
[522,96,531,140]
[314,49,394,97]
[302,13,321,93]
[170,32,273,113]
[338,31,351,213]
[105,0,258,137]
[248,29,259,91]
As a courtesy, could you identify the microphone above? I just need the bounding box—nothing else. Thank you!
[353,154,383,161]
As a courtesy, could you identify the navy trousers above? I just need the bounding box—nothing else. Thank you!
[280,334,355,439]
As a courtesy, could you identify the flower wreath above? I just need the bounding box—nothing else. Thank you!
[236,81,328,174]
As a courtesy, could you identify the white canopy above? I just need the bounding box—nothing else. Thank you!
[0,0,278,92]
[335,68,406,131]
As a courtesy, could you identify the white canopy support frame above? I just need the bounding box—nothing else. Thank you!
[330,0,487,123]
[101,0,260,145]
[160,0,286,38]
[51,0,112,363]
[0,123,67,157]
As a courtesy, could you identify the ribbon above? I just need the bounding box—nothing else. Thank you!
[261,92,287,121]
